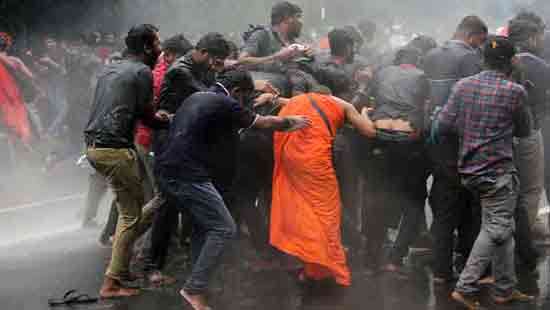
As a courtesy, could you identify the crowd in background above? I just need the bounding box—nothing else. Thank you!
[2,2,550,310]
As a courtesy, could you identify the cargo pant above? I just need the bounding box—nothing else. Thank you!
[456,173,518,298]
[86,147,154,281]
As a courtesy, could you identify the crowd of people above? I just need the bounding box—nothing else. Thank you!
[2,2,550,310]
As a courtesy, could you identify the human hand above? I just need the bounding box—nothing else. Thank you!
[155,110,173,122]
[355,67,373,83]
[253,93,276,108]
[303,45,315,58]
[274,46,303,61]
[254,80,280,95]
[283,115,312,131]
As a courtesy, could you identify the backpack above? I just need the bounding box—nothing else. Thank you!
[242,24,270,43]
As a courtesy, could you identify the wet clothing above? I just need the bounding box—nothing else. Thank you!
[370,64,429,130]
[84,59,161,149]
[157,179,236,294]
[437,71,532,177]
[158,53,214,114]
[270,93,351,286]
[155,84,258,186]
[155,86,257,294]
[86,147,155,281]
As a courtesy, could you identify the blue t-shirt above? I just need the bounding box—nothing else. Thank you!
[155,84,258,185]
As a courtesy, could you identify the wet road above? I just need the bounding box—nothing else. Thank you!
[1,228,549,310]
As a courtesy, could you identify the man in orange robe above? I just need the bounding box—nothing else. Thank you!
[270,92,376,286]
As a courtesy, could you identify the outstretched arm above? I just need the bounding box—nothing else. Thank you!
[252,115,311,132]
[331,96,376,138]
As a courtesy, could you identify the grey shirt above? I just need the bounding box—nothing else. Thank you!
[85,59,157,148]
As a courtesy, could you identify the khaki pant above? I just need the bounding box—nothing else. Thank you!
[86,147,154,281]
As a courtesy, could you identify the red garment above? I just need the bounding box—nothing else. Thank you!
[318,36,330,50]
[0,58,32,143]
[135,55,169,149]
[96,47,112,63]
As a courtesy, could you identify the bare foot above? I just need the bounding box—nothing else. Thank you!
[100,287,140,299]
[99,277,140,299]
[477,276,495,285]
[180,288,211,310]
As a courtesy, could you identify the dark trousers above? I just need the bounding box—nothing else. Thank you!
[361,139,429,266]
[334,130,363,251]
[159,179,236,294]
[232,130,274,256]
[429,142,480,278]
[515,204,540,269]
[143,194,192,271]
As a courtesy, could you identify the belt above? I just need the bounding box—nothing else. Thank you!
[85,137,126,149]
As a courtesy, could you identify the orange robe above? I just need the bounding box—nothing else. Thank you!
[0,60,31,143]
[270,93,351,286]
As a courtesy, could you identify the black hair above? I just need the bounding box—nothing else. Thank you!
[483,36,516,73]
[456,15,488,36]
[216,69,255,92]
[162,34,192,57]
[271,1,302,26]
[406,35,437,55]
[394,46,422,66]
[510,10,546,32]
[195,32,230,59]
[226,40,240,59]
[0,32,12,52]
[342,25,364,48]
[124,24,159,55]
[328,28,355,57]
[314,66,353,97]
[509,19,544,45]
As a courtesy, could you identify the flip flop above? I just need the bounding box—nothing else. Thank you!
[48,289,98,307]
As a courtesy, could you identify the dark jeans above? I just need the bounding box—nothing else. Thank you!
[428,142,480,278]
[159,179,237,294]
[360,138,429,267]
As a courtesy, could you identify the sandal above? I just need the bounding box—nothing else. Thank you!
[48,289,98,307]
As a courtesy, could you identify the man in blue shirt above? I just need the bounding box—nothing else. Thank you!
[155,69,310,310]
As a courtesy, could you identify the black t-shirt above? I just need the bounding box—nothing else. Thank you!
[155,85,258,185]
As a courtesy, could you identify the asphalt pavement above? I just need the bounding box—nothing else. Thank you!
[1,227,549,310]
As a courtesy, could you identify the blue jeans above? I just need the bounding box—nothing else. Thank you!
[159,179,237,294]
[456,173,518,297]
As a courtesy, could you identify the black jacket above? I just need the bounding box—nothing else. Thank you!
[422,40,482,109]
[158,53,214,114]
[515,52,550,130]
[84,59,165,148]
